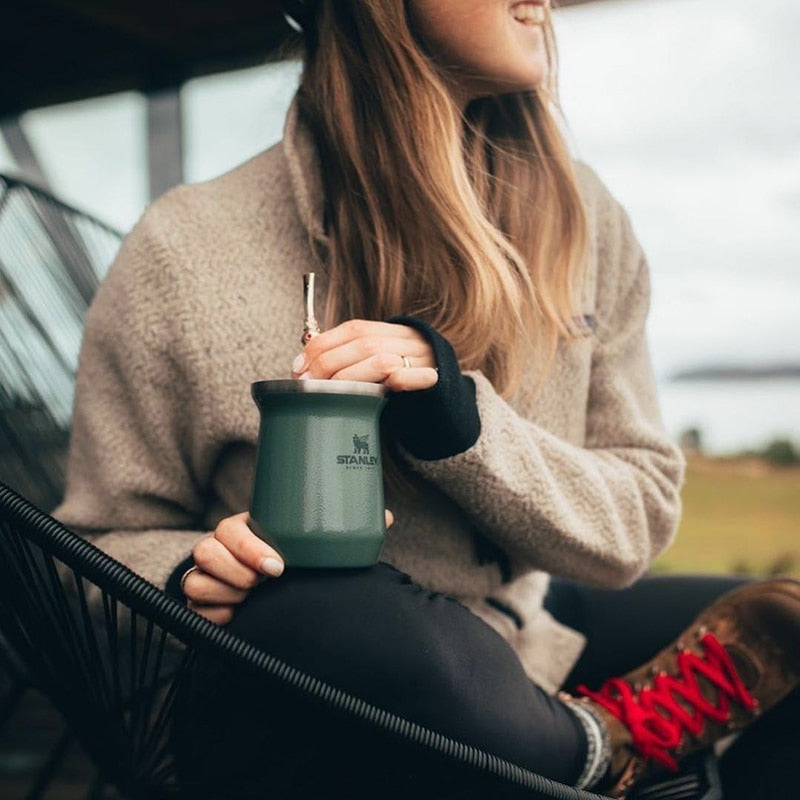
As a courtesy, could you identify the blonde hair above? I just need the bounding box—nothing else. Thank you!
[298,0,588,395]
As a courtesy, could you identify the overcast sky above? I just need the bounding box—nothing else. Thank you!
[555,0,800,377]
[1,0,798,382]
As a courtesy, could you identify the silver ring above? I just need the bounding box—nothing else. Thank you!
[180,565,200,595]
[400,355,412,369]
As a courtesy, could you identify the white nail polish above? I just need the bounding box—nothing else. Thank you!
[260,557,284,577]
[292,354,306,373]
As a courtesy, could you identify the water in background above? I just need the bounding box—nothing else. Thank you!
[657,379,800,455]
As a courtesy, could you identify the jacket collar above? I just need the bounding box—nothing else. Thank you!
[282,94,329,248]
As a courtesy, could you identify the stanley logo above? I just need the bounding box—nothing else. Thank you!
[336,433,378,467]
[352,434,370,454]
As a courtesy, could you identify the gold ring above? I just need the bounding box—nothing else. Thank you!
[400,355,412,369]
[180,565,200,595]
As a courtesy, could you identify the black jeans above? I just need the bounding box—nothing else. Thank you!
[173,565,796,799]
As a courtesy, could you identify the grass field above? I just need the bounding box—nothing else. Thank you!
[653,455,800,578]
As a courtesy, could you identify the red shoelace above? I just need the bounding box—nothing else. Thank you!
[577,633,758,770]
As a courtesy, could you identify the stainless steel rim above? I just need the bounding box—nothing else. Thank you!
[251,379,386,398]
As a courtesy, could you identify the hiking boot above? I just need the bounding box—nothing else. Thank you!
[567,579,800,798]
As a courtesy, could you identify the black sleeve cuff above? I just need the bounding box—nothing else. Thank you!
[165,554,195,603]
[383,316,481,460]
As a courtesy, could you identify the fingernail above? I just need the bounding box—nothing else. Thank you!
[291,354,305,373]
[260,557,284,577]
[298,371,311,381]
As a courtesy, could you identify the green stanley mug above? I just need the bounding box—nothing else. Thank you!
[249,379,387,567]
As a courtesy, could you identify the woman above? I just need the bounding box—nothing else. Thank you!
[55,1,800,797]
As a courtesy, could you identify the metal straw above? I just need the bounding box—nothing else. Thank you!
[301,272,321,346]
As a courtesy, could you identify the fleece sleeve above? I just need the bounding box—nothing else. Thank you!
[401,201,685,589]
[53,203,209,590]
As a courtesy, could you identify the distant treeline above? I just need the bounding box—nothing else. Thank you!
[679,427,800,466]
[671,363,800,382]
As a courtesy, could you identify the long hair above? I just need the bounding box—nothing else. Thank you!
[298,0,588,396]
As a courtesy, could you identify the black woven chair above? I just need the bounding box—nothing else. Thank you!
[0,481,614,800]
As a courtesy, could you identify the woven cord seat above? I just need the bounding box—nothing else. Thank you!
[0,481,610,800]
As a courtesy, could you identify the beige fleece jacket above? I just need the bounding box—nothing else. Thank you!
[55,99,684,693]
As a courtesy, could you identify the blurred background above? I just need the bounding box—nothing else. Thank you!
[0,0,797,797]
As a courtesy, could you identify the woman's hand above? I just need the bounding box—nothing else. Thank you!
[291,319,438,391]
[183,512,283,625]
[183,509,394,624]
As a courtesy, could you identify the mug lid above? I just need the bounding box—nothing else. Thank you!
[252,379,387,399]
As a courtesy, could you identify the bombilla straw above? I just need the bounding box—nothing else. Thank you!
[302,272,321,346]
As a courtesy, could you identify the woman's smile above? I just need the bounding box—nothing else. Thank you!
[408,0,552,100]
[510,1,548,27]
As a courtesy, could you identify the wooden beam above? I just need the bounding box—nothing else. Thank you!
[147,89,184,201]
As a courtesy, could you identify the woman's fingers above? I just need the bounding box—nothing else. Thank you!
[192,533,263,590]
[300,319,420,367]
[328,353,437,386]
[213,512,285,577]
[385,508,394,528]
[301,336,431,380]
[383,366,439,392]
[182,568,249,605]
[184,511,285,623]
[292,320,437,386]
[187,603,235,626]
